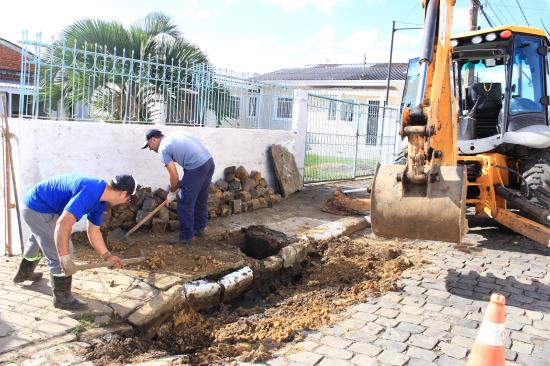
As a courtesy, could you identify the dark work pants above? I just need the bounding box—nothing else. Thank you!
[177,158,215,240]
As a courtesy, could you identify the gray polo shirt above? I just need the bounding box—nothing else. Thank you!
[157,133,212,170]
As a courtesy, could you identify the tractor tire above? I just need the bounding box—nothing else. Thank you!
[521,149,550,209]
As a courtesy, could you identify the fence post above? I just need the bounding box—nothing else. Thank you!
[292,89,308,178]
[352,103,359,178]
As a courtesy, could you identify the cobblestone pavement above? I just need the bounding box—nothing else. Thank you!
[0,259,83,355]
[264,217,550,366]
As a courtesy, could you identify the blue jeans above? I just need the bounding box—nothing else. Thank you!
[177,158,215,240]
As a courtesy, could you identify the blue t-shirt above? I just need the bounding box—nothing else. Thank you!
[23,175,107,226]
[158,133,212,171]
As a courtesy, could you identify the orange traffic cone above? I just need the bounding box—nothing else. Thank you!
[467,293,506,366]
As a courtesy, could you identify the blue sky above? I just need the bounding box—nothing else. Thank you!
[2,0,550,74]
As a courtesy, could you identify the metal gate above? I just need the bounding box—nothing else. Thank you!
[304,94,400,183]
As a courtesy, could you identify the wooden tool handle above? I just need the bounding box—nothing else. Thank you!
[125,198,171,237]
[74,256,147,271]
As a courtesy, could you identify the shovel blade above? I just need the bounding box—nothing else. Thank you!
[107,228,135,246]
[371,164,468,243]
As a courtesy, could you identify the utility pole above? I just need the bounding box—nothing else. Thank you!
[469,0,479,31]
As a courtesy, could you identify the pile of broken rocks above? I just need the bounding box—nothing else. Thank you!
[101,186,178,235]
[208,165,282,219]
[100,165,282,236]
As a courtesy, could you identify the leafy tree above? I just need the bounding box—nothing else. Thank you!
[41,12,231,124]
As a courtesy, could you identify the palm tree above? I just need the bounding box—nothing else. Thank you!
[40,12,231,123]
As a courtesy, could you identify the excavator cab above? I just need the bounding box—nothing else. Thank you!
[451,27,550,153]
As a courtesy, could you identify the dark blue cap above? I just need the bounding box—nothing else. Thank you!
[141,129,162,149]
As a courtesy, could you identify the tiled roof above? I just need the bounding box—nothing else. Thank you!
[255,62,408,82]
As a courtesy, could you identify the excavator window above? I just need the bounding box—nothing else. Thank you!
[505,35,548,131]
[455,57,506,138]
[509,36,545,116]
[401,57,420,111]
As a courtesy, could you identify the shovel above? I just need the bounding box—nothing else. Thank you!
[107,198,171,245]
[74,250,147,272]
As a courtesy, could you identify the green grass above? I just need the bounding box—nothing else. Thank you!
[304,153,379,182]
[304,153,354,166]
[69,313,100,334]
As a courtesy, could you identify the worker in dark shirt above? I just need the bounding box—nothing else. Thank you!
[13,174,136,310]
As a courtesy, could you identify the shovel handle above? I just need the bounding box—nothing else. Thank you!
[74,256,147,271]
[126,198,171,237]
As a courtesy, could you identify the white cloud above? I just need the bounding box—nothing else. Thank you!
[182,8,221,20]
[187,22,423,74]
[180,0,221,20]
[264,0,351,15]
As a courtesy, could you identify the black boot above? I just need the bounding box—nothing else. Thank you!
[13,258,43,283]
[51,275,88,310]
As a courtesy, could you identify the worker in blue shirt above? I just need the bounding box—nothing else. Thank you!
[142,129,215,244]
[13,174,136,310]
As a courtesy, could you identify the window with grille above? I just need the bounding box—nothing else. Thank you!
[340,99,354,121]
[328,100,337,120]
[366,100,380,145]
[248,95,258,118]
[276,97,293,119]
[230,96,241,119]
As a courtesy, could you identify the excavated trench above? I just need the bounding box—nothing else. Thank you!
[81,226,420,365]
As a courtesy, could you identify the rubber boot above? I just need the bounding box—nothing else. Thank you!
[13,258,43,283]
[51,275,88,310]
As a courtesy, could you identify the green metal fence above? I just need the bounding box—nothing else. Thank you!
[305,94,400,183]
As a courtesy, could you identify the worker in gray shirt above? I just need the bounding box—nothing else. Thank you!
[142,129,215,244]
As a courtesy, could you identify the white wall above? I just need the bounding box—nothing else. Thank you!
[11,119,299,193]
[2,119,300,247]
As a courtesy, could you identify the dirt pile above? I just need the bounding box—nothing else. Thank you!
[84,235,420,365]
[74,238,244,276]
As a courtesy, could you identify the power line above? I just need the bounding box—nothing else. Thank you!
[490,0,511,24]
[473,0,495,28]
[514,0,530,26]
[541,18,550,36]
[485,0,504,25]
[490,4,546,12]
[399,2,418,24]
[498,0,518,24]
[395,21,423,27]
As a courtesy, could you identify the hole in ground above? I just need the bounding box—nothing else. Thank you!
[225,225,295,260]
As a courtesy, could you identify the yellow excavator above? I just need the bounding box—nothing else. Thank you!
[371,0,550,246]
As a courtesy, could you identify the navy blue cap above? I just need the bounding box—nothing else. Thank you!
[141,129,162,149]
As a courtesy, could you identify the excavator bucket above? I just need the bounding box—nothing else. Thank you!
[371,164,468,243]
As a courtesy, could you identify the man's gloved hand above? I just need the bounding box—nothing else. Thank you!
[59,254,77,276]
[167,191,177,202]
[101,251,122,268]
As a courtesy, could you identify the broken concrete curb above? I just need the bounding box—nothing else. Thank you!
[127,285,184,328]
[219,266,254,302]
[301,216,369,242]
[183,280,222,310]
[123,216,369,329]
